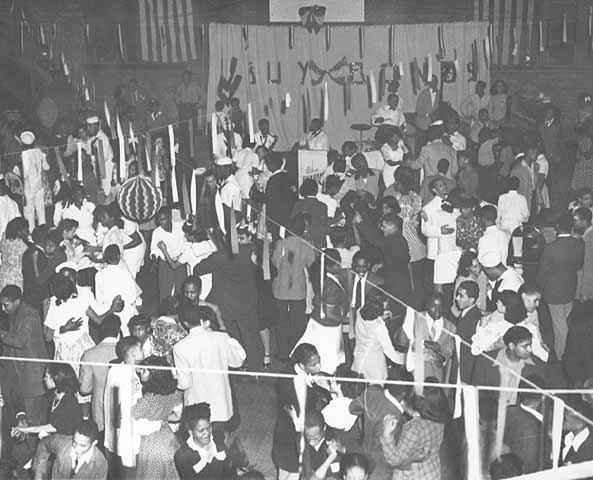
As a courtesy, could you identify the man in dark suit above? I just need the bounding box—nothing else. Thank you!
[537,215,585,359]
[264,155,296,241]
[415,75,440,135]
[349,372,413,480]
[301,410,342,480]
[504,377,548,474]
[0,285,48,425]
[21,225,49,312]
[33,420,107,480]
[353,212,411,319]
[454,280,482,383]
[290,178,329,248]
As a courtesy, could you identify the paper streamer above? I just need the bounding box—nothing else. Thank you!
[427,54,433,81]
[359,26,364,58]
[388,26,394,64]
[589,7,592,37]
[552,397,565,468]
[453,335,462,419]
[117,23,125,60]
[247,103,255,144]
[20,21,24,55]
[104,99,111,129]
[285,93,291,108]
[84,87,90,102]
[320,250,325,319]
[539,20,544,52]
[369,71,377,105]
[81,74,86,89]
[190,170,197,215]
[288,25,294,49]
[129,123,137,154]
[261,205,271,280]
[463,386,481,480]
[398,61,404,78]
[116,114,125,181]
[323,82,329,122]
[562,14,567,44]
[189,118,195,158]
[512,27,518,57]
[211,112,218,155]
[144,142,151,173]
[39,23,45,46]
[77,142,83,182]
[325,25,331,51]
[168,124,179,203]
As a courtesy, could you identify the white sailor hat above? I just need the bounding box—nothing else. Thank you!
[56,261,79,273]
[86,116,100,124]
[214,156,233,166]
[20,131,35,145]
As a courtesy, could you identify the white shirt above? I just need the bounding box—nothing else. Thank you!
[21,147,49,196]
[186,436,226,474]
[232,148,259,199]
[300,130,329,151]
[54,200,97,244]
[316,192,337,218]
[253,131,276,150]
[93,129,114,163]
[497,190,530,234]
[150,222,185,260]
[178,240,216,299]
[449,131,467,151]
[0,195,20,240]
[215,132,242,159]
[497,267,524,293]
[478,225,510,267]
[421,196,447,260]
[372,104,406,127]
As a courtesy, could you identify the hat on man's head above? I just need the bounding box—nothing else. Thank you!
[19,131,35,145]
[86,116,100,125]
[515,152,526,160]
[430,120,444,126]
[214,156,233,166]
[56,261,79,273]
[478,249,502,268]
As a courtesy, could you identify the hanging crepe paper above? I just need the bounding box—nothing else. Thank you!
[117,24,125,61]
[388,26,394,64]
[54,147,70,185]
[483,38,489,69]
[168,124,179,203]
[454,48,460,74]
[358,26,364,58]
[85,23,90,46]
[323,82,329,122]
[288,25,294,49]
[189,118,195,158]
[242,25,248,50]
[320,250,325,319]
[247,103,255,143]
[61,52,69,78]
[398,61,404,78]
[84,87,90,102]
[285,92,291,108]
[369,71,377,105]
[97,139,106,179]
[39,23,45,46]
[325,25,331,51]
[20,21,24,55]
[154,143,161,188]
[462,386,481,480]
[181,171,191,218]
[589,7,592,37]
[453,335,462,418]
[427,54,433,81]
[190,170,197,215]
[77,142,83,182]
[129,123,137,154]
[539,20,544,52]
[306,88,312,129]
[211,112,218,155]
[437,25,443,58]
[562,13,567,44]
[260,205,271,280]
[552,397,565,468]
[344,76,352,113]
[104,99,111,129]
[116,114,125,181]
[82,74,86,89]
[144,142,151,173]
[512,27,519,57]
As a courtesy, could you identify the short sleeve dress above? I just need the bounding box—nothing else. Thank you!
[0,238,28,291]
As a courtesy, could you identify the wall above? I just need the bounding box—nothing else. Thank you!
[492,65,593,137]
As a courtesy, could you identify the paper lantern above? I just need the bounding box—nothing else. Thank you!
[117,175,163,223]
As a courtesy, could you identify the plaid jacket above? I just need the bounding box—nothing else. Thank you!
[380,416,444,480]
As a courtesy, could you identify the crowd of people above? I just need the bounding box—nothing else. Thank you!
[0,71,592,480]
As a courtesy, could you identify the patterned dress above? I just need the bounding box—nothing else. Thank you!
[133,391,182,480]
[456,214,485,252]
[0,238,27,291]
[398,191,426,262]
[572,136,593,191]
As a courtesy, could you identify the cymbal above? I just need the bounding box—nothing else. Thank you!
[351,123,372,131]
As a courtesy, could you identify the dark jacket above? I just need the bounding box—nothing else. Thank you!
[33,434,107,480]
[504,404,548,473]
[265,170,296,236]
[174,432,228,480]
[537,235,584,305]
[291,197,330,248]
[457,305,483,383]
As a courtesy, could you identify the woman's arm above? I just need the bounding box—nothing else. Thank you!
[87,296,124,326]
[124,231,142,250]
[159,242,182,269]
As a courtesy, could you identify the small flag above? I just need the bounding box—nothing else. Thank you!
[168,124,179,203]
[247,103,255,144]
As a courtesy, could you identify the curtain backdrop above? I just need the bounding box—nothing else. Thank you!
[208,22,490,150]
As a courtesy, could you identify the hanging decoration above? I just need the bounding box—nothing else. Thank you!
[104,100,111,129]
[144,141,151,173]
[298,5,326,33]
[398,61,404,78]
[388,26,394,65]
[242,25,248,50]
[217,57,242,102]
[168,125,179,203]
[589,7,592,38]
[358,26,364,58]
[117,23,125,61]
[84,23,90,47]
[440,61,457,84]
[248,62,256,85]
[129,123,138,155]
[190,170,197,216]
[77,142,83,182]
[323,82,329,122]
[116,114,125,181]
[247,103,255,143]
[267,61,281,84]
[288,25,294,49]
[285,92,292,108]
[117,175,163,223]
[325,25,331,51]
[368,70,377,105]
[562,13,567,44]
[512,27,519,57]
[437,25,444,59]
[539,20,544,52]
[427,54,433,80]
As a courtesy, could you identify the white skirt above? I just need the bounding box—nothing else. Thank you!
[434,249,462,285]
[292,318,344,374]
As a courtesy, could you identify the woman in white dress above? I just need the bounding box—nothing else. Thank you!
[352,295,401,382]
[43,273,123,375]
[53,185,96,245]
[93,203,145,278]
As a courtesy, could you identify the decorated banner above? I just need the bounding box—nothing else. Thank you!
[298,150,327,186]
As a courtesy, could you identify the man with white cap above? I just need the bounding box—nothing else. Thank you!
[20,130,50,231]
[0,174,20,240]
[480,254,524,312]
[214,156,242,237]
[86,116,114,200]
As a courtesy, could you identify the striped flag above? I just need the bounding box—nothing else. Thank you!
[474,0,537,66]
[137,0,198,63]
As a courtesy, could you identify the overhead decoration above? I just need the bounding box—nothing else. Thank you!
[242,25,249,50]
[562,13,567,44]
[267,62,281,84]
[116,114,125,180]
[539,20,544,52]
[325,25,331,51]
[247,103,255,143]
[388,26,394,64]
[378,64,401,100]
[77,142,83,182]
[298,5,326,33]
[368,70,377,105]
[349,62,365,85]
[117,175,163,223]
[437,25,446,59]
[358,26,364,58]
[288,25,294,49]
[217,57,242,102]
[248,62,256,85]
[168,125,179,203]
[323,82,329,122]
[117,23,125,61]
[440,61,457,84]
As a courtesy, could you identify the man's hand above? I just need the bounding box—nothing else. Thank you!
[382,414,398,437]
[110,295,125,313]
[440,225,454,235]
[60,317,83,334]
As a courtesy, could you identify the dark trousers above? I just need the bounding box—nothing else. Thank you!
[275,299,307,359]
[410,258,428,310]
